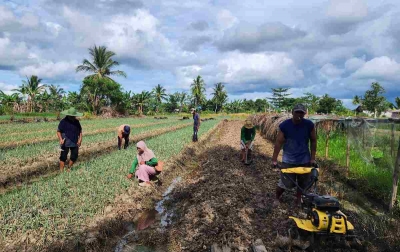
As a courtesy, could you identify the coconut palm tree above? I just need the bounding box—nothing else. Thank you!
[152,84,167,112]
[49,84,65,99]
[76,46,126,114]
[132,91,152,115]
[178,91,188,112]
[13,75,46,112]
[76,45,126,81]
[190,75,206,109]
[211,82,228,113]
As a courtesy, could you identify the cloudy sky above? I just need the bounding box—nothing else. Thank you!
[1,0,399,108]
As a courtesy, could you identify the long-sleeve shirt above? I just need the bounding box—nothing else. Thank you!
[241,126,256,143]
[129,157,159,174]
[117,124,129,138]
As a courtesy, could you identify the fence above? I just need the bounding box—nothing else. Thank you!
[251,114,400,211]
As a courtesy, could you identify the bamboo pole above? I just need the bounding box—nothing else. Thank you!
[389,137,400,211]
[391,123,395,157]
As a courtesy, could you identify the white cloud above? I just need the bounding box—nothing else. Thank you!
[0,6,15,27]
[320,63,344,78]
[20,13,39,28]
[0,37,31,66]
[352,56,400,80]
[345,57,366,71]
[326,0,368,21]
[0,82,18,95]
[19,61,78,79]
[217,9,238,30]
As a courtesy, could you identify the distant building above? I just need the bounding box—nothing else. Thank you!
[383,110,400,118]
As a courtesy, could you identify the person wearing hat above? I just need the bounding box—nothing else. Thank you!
[117,124,131,150]
[240,119,256,162]
[272,104,317,206]
[191,108,200,142]
[56,107,83,172]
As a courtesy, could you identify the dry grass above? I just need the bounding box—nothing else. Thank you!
[250,114,290,142]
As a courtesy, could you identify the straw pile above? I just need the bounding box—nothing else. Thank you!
[250,114,291,142]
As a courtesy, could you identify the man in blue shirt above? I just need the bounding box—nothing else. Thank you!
[271,104,317,206]
[191,108,200,142]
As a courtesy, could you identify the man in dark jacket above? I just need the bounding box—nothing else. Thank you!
[56,107,83,172]
[191,108,200,142]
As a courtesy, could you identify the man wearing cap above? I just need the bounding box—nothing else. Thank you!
[56,107,83,172]
[117,124,131,150]
[272,104,317,206]
[240,119,256,162]
[191,108,200,142]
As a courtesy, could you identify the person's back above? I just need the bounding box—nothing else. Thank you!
[279,118,314,164]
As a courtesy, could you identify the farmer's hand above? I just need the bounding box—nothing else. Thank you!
[77,140,82,147]
[59,138,65,145]
[140,161,145,165]
[271,160,278,169]
[127,174,133,179]
[310,160,318,168]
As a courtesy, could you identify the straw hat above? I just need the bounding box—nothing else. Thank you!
[61,107,83,117]
[244,119,253,129]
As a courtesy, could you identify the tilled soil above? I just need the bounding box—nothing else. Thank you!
[152,120,299,251]
[135,121,381,252]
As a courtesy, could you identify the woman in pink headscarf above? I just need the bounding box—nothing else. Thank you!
[127,141,159,187]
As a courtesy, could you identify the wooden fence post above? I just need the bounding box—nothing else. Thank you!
[389,136,400,211]
[346,122,350,173]
[391,123,395,157]
[325,127,330,159]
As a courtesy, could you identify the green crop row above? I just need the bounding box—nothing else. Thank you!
[0,120,191,165]
[317,130,399,202]
[0,117,179,143]
[0,119,220,246]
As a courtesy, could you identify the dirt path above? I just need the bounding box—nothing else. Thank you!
[135,120,300,251]
[132,120,396,252]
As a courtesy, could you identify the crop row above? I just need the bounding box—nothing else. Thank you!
[0,118,176,142]
[0,119,184,149]
[0,119,220,248]
[0,116,178,136]
[0,121,194,188]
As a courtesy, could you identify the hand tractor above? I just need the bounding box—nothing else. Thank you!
[281,166,362,251]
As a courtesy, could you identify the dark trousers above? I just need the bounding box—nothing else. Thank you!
[118,135,129,150]
[60,146,79,162]
[192,126,198,142]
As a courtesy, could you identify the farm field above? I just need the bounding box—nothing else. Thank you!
[0,118,195,189]
[0,116,221,250]
[0,115,399,252]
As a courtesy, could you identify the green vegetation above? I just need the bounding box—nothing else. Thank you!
[317,130,398,201]
[0,119,220,243]
[0,120,190,164]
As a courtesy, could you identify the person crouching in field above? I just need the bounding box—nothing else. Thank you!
[117,124,131,150]
[127,141,163,187]
[240,120,256,162]
[56,107,83,172]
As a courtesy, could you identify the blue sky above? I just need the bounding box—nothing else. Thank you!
[0,0,400,108]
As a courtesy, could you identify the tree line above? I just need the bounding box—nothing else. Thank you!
[0,45,399,117]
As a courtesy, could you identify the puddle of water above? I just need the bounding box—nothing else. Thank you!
[114,177,182,252]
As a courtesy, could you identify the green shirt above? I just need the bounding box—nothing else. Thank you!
[129,157,158,174]
[241,126,256,143]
